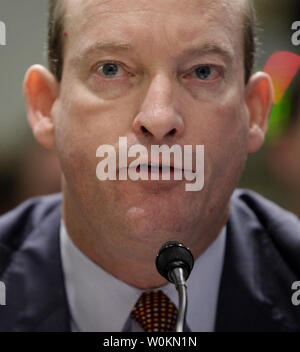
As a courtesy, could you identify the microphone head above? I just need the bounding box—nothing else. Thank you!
[156,241,194,283]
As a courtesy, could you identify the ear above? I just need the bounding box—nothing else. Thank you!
[23,65,59,150]
[245,72,274,154]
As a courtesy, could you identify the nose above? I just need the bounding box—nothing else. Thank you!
[132,74,184,143]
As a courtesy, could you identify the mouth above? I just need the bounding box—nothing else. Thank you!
[136,164,176,172]
[114,162,199,192]
[133,163,183,174]
[117,161,196,176]
[127,163,187,182]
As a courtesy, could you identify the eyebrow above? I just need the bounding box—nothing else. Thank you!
[73,40,233,66]
[72,41,132,66]
[180,43,234,63]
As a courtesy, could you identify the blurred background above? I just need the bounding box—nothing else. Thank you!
[0,0,299,216]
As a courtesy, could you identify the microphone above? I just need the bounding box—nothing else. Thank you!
[156,241,194,332]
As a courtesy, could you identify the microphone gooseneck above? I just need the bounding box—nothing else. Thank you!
[156,241,194,332]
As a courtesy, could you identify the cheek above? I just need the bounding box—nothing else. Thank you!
[214,100,248,159]
[197,96,249,190]
[57,73,137,140]
[193,97,248,153]
[54,82,135,163]
[52,89,126,195]
[216,107,248,197]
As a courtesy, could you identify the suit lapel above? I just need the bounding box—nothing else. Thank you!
[1,199,70,331]
[215,192,298,331]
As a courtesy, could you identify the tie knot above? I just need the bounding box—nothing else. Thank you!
[131,290,178,332]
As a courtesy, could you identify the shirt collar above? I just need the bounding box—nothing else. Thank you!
[60,220,226,332]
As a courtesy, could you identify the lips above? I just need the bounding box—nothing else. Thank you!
[124,156,195,173]
[123,163,197,185]
[135,164,176,171]
[127,158,184,170]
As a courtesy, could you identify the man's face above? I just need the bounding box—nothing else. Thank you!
[53,0,250,253]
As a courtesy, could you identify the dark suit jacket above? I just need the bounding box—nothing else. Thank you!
[0,189,300,332]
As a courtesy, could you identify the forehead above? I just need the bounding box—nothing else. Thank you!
[63,0,245,59]
[64,0,245,16]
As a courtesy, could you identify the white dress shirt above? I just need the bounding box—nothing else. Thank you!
[60,220,226,332]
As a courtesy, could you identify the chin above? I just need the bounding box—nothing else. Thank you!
[123,202,195,239]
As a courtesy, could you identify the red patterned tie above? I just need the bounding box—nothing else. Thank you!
[131,290,178,332]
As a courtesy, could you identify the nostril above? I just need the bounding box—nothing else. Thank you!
[141,126,148,134]
[140,126,177,138]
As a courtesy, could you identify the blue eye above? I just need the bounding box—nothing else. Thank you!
[98,63,121,78]
[194,65,219,80]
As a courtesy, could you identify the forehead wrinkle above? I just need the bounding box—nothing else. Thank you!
[64,0,245,29]
[64,0,245,70]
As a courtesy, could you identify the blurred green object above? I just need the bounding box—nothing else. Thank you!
[267,86,293,143]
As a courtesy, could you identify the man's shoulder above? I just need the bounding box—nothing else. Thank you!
[0,194,69,332]
[0,193,62,239]
[0,194,62,273]
[231,188,300,274]
[232,188,300,228]
[232,188,300,234]
[215,189,300,331]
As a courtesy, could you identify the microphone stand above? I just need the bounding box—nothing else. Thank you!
[156,241,194,333]
[170,267,188,332]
